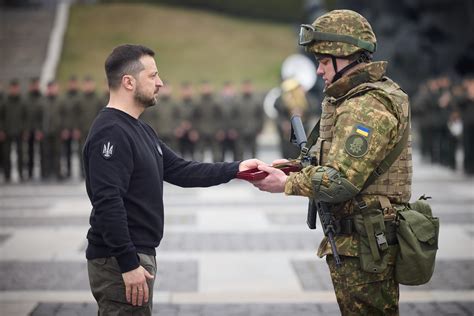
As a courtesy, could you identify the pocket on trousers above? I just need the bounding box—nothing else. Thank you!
[328,256,394,287]
[88,257,128,304]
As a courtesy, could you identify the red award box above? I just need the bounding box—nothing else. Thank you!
[236,162,302,181]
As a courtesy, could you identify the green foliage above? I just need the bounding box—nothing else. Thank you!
[57,3,297,91]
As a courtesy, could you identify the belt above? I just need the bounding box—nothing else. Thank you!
[335,217,398,245]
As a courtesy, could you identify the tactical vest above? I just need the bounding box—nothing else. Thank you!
[314,77,412,209]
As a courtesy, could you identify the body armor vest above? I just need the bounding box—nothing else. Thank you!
[314,78,412,207]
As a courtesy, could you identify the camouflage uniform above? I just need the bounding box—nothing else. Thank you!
[289,10,412,315]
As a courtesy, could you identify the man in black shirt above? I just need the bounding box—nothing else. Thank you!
[84,44,263,315]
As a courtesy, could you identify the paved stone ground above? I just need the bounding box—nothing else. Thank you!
[0,146,473,315]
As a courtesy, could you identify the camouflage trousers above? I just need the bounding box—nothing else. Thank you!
[326,255,399,316]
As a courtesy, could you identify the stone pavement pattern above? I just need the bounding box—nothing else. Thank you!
[0,149,473,315]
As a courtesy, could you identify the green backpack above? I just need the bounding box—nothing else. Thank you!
[395,198,439,285]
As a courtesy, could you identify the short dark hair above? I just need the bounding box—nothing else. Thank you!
[105,44,155,90]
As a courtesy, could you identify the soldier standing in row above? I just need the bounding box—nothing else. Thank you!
[458,76,474,174]
[437,78,458,170]
[237,79,264,159]
[411,81,432,160]
[0,80,5,179]
[155,83,180,151]
[77,76,103,178]
[176,81,196,159]
[191,81,217,161]
[60,76,81,179]
[220,81,240,161]
[25,77,43,180]
[412,76,458,168]
[2,79,27,182]
[41,81,62,180]
[254,10,411,315]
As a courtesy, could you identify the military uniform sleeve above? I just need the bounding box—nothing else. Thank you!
[285,95,398,197]
[85,125,139,273]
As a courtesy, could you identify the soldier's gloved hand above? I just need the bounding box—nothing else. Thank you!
[251,165,287,193]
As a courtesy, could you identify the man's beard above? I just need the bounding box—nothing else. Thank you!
[134,86,157,108]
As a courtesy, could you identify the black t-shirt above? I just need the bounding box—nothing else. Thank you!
[84,107,240,272]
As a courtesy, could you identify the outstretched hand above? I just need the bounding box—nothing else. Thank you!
[238,158,267,171]
[251,164,287,193]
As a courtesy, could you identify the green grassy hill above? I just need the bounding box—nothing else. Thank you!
[57,3,297,91]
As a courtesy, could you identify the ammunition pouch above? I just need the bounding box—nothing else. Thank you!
[395,199,439,285]
[354,209,398,274]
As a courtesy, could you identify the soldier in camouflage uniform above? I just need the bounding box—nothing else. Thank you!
[253,10,411,315]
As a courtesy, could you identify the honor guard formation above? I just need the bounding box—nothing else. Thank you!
[0,77,268,183]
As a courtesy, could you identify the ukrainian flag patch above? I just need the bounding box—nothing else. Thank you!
[355,125,370,137]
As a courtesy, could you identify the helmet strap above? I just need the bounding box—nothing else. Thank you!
[331,52,371,83]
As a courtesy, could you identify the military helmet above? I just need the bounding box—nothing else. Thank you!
[299,10,376,57]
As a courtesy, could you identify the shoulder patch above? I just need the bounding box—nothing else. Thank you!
[102,141,114,159]
[345,134,369,158]
[355,124,371,137]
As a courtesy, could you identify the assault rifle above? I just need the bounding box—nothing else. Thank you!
[290,115,342,267]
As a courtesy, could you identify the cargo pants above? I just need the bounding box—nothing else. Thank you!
[88,253,156,316]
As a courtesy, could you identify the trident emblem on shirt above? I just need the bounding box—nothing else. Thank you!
[102,142,114,159]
